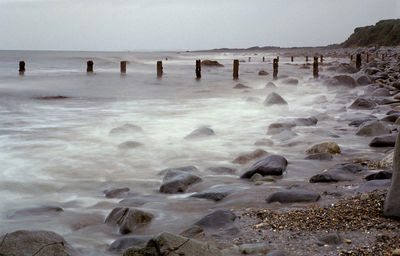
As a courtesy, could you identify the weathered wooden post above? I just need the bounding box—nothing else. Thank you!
[157,61,163,77]
[356,54,361,70]
[233,59,239,80]
[19,61,25,74]
[291,56,294,62]
[277,56,279,62]
[320,55,323,64]
[262,57,265,62]
[384,133,400,218]
[313,57,319,79]
[120,61,127,74]
[366,53,369,63]
[382,54,385,61]
[273,58,278,80]
[195,59,201,79]
[87,60,94,73]
[306,56,308,62]
[350,55,353,61]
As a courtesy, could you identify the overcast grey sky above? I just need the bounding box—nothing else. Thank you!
[0,0,398,51]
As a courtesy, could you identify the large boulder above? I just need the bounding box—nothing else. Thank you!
[349,97,377,110]
[264,92,288,106]
[309,163,366,183]
[266,189,321,203]
[185,127,215,139]
[0,230,78,256]
[384,133,400,217]
[357,75,372,85]
[190,185,239,202]
[306,142,341,154]
[369,134,397,147]
[332,75,358,87]
[159,170,202,193]
[193,209,236,229]
[105,207,153,234]
[356,120,391,137]
[109,235,152,253]
[232,149,268,164]
[240,155,288,179]
[365,171,392,181]
[293,116,318,126]
[336,63,358,74]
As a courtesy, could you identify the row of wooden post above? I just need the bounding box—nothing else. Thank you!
[351,52,388,70]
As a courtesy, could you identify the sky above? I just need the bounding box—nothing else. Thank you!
[0,0,398,51]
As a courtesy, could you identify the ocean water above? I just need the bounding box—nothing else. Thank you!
[0,50,387,254]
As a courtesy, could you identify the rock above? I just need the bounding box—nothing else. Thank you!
[317,233,342,246]
[158,166,198,176]
[382,113,400,122]
[193,209,236,229]
[309,163,366,183]
[336,63,358,74]
[206,166,236,174]
[110,123,142,135]
[185,127,215,139]
[266,189,320,203]
[201,60,224,67]
[369,134,397,147]
[293,116,318,126]
[109,235,152,253]
[365,67,380,75]
[123,232,222,256]
[159,170,202,193]
[233,83,250,89]
[210,225,240,238]
[371,88,391,97]
[258,70,269,76]
[332,75,358,87]
[267,122,296,135]
[356,120,391,137]
[378,152,394,168]
[190,185,239,201]
[264,92,288,106]
[349,97,377,109]
[392,249,400,256]
[105,207,153,234]
[282,78,299,85]
[357,179,391,192]
[305,152,333,161]
[254,138,274,146]
[266,251,290,256]
[385,133,400,217]
[7,205,63,219]
[348,116,377,127]
[0,230,77,256]
[365,171,392,181]
[232,149,268,164]
[265,82,277,88]
[306,142,341,154]
[180,226,204,239]
[357,75,372,85]
[251,173,276,182]
[238,243,269,254]
[240,155,288,179]
[118,141,143,149]
[104,187,130,198]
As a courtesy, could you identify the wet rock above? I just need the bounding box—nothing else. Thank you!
[185,127,215,139]
[110,123,142,135]
[0,230,78,256]
[118,141,143,149]
[265,82,277,88]
[238,243,270,254]
[293,116,318,126]
[305,152,333,161]
[158,166,198,176]
[206,166,236,174]
[371,88,391,97]
[306,142,341,154]
[267,122,296,135]
[357,75,372,85]
[240,155,288,178]
[282,78,299,85]
[356,120,391,137]
[233,83,250,89]
[264,92,288,106]
[317,233,342,246]
[365,171,392,181]
[385,133,400,217]
[201,60,224,67]
[369,134,397,147]
[254,138,274,146]
[357,179,391,192]
[124,232,222,256]
[348,116,377,127]
[349,97,377,110]
[258,70,269,76]
[104,187,130,198]
[190,185,239,201]
[232,149,268,164]
[193,209,236,229]
[159,170,202,193]
[365,67,380,75]
[378,152,394,168]
[332,75,357,87]
[180,225,204,239]
[266,189,321,203]
[251,173,276,182]
[309,163,366,183]
[266,251,290,256]
[105,207,153,234]
[381,113,400,122]
[336,63,358,74]
[7,205,63,219]
[109,235,152,253]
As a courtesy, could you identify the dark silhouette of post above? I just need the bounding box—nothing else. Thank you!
[120,61,127,74]
[233,59,239,80]
[291,56,294,62]
[157,61,163,77]
[262,57,265,62]
[19,61,25,74]
[277,56,279,62]
[320,55,323,64]
[313,57,319,79]
[195,60,201,79]
[382,54,385,61]
[366,53,369,63]
[273,58,278,80]
[87,60,94,73]
[356,54,361,70]
[384,133,400,218]
[350,55,353,61]
[306,56,308,62]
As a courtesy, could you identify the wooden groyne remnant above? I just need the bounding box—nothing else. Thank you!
[233,59,239,80]
[87,60,94,73]
[291,56,294,62]
[157,61,163,77]
[19,61,25,75]
[366,53,369,63]
[120,61,127,74]
[273,58,278,80]
[320,55,323,64]
[195,60,201,79]
[356,54,362,70]
[306,56,308,62]
[313,57,319,79]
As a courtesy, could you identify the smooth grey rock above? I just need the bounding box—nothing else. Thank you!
[254,138,274,146]
[265,82,277,88]
[348,116,377,127]
[358,179,391,192]
[110,123,142,135]
[305,153,333,161]
[306,142,341,154]
[365,171,392,181]
[336,63,358,74]
[385,133,400,217]
[293,116,318,126]
[371,88,391,97]
[104,187,130,198]
[118,141,143,149]
[159,170,202,193]
[264,92,288,106]
[185,127,215,139]
[109,235,152,253]
[266,189,321,203]
[349,97,377,110]
[7,205,63,219]
[309,163,366,183]
[332,75,357,87]
[317,233,342,246]
[180,225,204,239]
[233,83,250,89]
[356,120,391,137]
[206,166,236,174]
[193,209,236,229]
[232,149,268,164]
[240,155,288,178]
[238,243,269,254]
[357,75,372,85]
[105,207,153,234]
[190,185,239,201]
[267,122,296,135]
[258,70,269,76]
[158,165,198,176]
[369,134,397,147]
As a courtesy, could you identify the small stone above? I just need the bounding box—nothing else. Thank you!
[343,239,352,244]
[360,193,369,200]
[392,249,400,256]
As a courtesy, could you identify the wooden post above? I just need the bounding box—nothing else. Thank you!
[350,55,353,61]
[195,59,201,79]
[291,56,294,62]
[233,59,239,80]
[120,61,127,74]
[273,58,278,80]
[306,56,308,62]
[19,61,25,74]
[382,54,385,61]
[356,54,361,70]
[262,57,265,62]
[248,57,251,62]
[87,60,94,73]
[157,61,163,77]
[366,53,369,63]
[320,55,323,64]
[277,56,279,62]
[313,57,319,79]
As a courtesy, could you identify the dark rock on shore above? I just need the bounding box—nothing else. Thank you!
[190,185,239,201]
[369,134,397,147]
[282,78,299,85]
[194,209,236,229]
[233,83,250,89]
[349,97,377,109]
[306,142,341,154]
[293,116,318,126]
[357,75,372,85]
[266,189,321,203]
[206,166,236,174]
[267,122,296,135]
[104,187,130,198]
[7,205,63,219]
[356,120,391,136]
[201,60,224,67]
[309,163,366,183]
[332,75,358,87]
[336,63,358,74]
[365,171,392,181]
[317,233,342,246]
[381,113,400,122]
[259,70,269,76]
[238,243,270,254]
[348,115,377,127]
[158,165,198,176]
[109,235,152,253]
[105,207,153,234]
[185,127,215,139]
[232,149,268,164]
[305,152,333,161]
[371,88,391,97]
[264,92,288,106]
[240,155,288,178]
[0,230,78,256]
[159,170,202,193]
[357,179,391,192]
[180,225,205,239]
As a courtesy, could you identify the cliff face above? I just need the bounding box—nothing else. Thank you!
[342,19,400,47]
